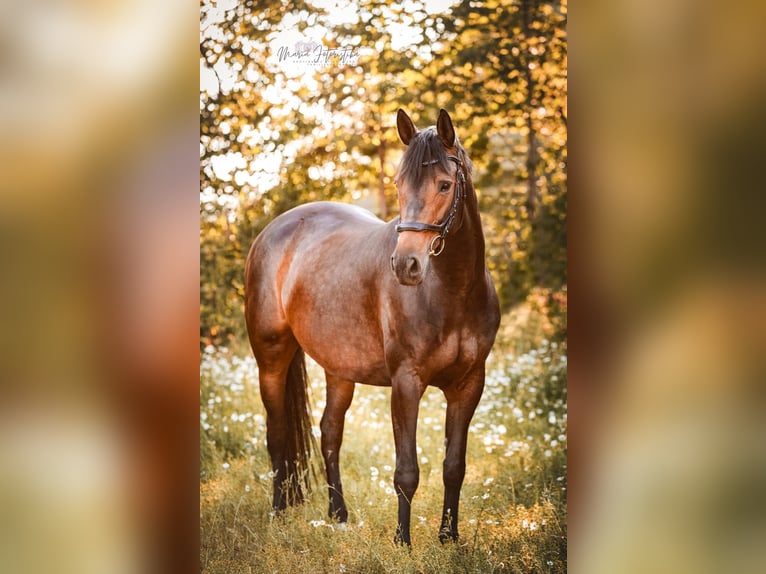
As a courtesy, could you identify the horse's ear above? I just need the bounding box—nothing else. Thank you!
[436,108,456,148]
[397,109,417,146]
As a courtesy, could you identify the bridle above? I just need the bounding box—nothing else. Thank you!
[394,153,466,257]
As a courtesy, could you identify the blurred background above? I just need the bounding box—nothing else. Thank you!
[0,1,198,573]
[571,0,766,572]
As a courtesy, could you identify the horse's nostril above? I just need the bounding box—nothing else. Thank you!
[406,256,420,276]
[391,253,425,285]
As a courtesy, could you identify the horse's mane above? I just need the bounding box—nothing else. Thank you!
[395,127,472,188]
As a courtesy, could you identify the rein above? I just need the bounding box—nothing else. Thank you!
[395,154,466,256]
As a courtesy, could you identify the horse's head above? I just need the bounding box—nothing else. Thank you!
[390,108,468,286]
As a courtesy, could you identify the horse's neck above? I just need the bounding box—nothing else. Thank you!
[435,190,487,293]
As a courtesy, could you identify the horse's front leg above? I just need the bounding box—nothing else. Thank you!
[439,366,485,543]
[390,369,426,546]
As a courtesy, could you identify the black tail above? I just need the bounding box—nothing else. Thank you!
[283,347,317,504]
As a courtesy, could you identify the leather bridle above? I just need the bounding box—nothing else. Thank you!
[395,154,466,256]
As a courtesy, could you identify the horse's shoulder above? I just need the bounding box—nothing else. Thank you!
[460,277,501,348]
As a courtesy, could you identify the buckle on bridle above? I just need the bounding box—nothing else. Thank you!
[428,234,445,256]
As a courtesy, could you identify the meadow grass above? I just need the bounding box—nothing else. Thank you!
[200,313,567,573]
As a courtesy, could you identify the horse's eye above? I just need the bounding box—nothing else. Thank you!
[439,182,451,193]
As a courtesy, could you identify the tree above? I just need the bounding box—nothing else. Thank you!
[441,0,567,308]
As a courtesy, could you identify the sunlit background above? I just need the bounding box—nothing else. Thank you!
[200,0,567,347]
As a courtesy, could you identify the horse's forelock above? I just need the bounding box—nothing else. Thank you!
[396,128,457,188]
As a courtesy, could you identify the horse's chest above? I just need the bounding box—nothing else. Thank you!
[383,292,495,384]
[419,329,482,381]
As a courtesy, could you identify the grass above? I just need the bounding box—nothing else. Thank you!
[200,312,567,573]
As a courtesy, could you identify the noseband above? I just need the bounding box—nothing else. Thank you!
[395,154,466,256]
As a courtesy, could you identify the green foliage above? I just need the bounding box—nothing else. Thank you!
[200,319,567,572]
[200,0,567,345]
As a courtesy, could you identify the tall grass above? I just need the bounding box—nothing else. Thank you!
[200,313,566,573]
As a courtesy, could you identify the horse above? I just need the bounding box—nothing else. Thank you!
[244,108,500,545]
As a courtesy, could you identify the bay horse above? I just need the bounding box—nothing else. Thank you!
[244,108,500,545]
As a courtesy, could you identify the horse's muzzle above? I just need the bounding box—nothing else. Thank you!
[390,252,426,286]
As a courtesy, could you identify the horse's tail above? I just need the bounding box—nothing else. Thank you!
[284,347,317,504]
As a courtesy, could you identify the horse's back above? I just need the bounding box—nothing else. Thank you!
[248,201,383,274]
[257,201,382,247]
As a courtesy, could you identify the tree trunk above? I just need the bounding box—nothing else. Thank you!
[521,0,539,216]
[377,141,388,219]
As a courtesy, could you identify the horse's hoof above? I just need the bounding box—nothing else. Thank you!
[438,530,458,544]
[329,507,348,523]
[393,532,412,548]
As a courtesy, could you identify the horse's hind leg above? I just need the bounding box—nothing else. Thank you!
[320,372,355,521]
[253,336,299,511]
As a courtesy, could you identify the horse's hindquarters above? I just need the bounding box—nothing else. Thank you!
[246,202,392,384]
